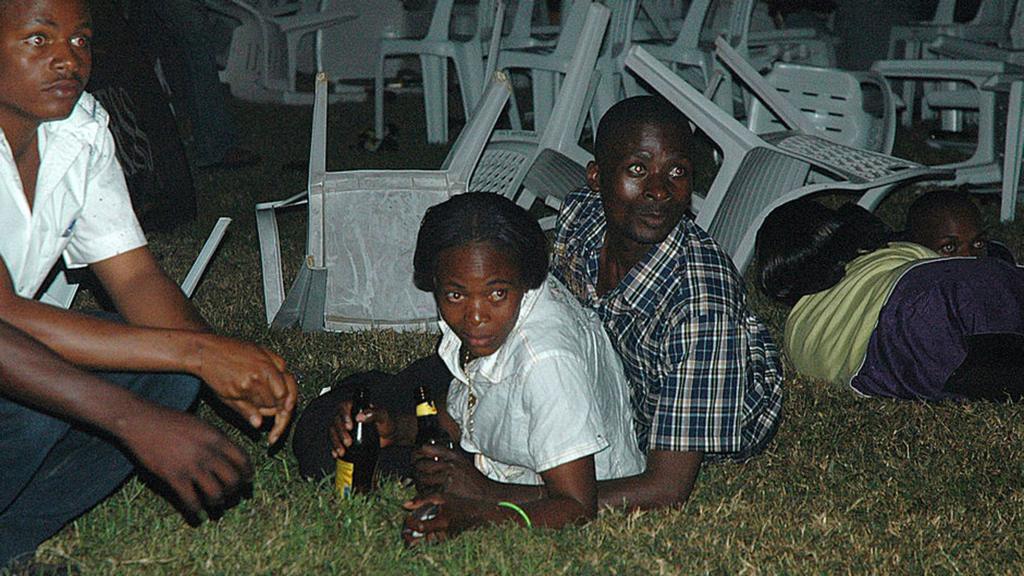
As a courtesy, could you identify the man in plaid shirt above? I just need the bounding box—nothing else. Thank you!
[550,96,784,510]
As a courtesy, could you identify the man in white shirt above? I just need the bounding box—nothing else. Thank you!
[0,0,296,567]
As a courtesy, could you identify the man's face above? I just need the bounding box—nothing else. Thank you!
[0,0,92,130]
[588,122,693,250]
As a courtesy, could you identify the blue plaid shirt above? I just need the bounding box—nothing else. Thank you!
[551,187,784,460]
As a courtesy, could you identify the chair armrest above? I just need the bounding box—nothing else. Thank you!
[929,35,1024,66]
[871,59,1012,84]
[275,9,358,35]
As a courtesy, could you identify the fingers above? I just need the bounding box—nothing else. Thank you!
[266,407,290,446]
[228,398,264,429]
[255,348,291,406]
[168,474,204,519]
[189,438,252,513]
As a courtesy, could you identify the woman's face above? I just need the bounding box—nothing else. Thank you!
[434,242,526,361]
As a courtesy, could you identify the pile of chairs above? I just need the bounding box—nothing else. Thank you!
[245,0,1022,332]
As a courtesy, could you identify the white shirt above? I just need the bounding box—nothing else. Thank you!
[440,276,646,485]
[0,92,147,300]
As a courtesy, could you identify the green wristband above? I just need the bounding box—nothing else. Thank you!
[496,501,532,528]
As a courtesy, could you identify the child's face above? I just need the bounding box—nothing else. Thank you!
[588,122,693,249]
[919,210,987,257]
[434,242,526,362]
[0,0,92,130]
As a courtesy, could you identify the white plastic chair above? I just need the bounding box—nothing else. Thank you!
[205,0,356,105]
[470,1,610,228]
[493,0,594,131]
[622,0,758,117]
[256,71,513,331]
[725,54,898,154]
[885,0,1022,127]
[623,45,954,272]
[374,0,500,145]
[871,57,1023,221]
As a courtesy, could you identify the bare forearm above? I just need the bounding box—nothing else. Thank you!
[466,494,592,530]
[0,294,204,374]
[0,320,157,439]
[597,450,703,511]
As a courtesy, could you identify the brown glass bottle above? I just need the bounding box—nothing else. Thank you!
[414,385,454,450]
[336,386,379,497]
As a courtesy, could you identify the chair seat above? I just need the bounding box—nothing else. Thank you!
[767,132,934,184]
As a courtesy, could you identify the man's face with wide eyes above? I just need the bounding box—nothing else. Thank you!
[0,0,93,129]
[588,121,694,249]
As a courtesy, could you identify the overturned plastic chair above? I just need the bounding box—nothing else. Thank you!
[256,71,513,332]
[720,46,898,154]
[624,43,954,273]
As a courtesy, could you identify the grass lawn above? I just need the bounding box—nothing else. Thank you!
[32,89,1024,575]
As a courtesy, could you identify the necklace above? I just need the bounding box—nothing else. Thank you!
[459,346,477,437]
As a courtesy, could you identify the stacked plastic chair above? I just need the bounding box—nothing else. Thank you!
[205,0,356,105]
[373,0,500,145]
[470,1,611,229]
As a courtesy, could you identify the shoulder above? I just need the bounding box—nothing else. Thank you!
[508,279,599,366]
[667,218,752,317]
[555,187,601,235]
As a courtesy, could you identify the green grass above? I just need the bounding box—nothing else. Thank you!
[34,92,1024,574]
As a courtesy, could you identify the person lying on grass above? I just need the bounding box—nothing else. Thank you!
[323,96,785,517]
[0,0,296,567]
[755,197,1024,402]
[352,192,644,544]
[904,187,1016,264]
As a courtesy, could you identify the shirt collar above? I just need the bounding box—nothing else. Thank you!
[40,91,105,146]
[573,187,692,318]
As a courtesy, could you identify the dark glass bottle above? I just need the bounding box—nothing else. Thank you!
[336,387,379,497]
[414,385,454,450]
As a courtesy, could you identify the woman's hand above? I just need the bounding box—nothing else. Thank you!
[412,443,492,499]
[401,493,485,547]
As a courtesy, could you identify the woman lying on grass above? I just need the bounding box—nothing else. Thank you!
[395,192,645,545]
[755,197,1024,402]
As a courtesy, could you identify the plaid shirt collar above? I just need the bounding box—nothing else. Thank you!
[563,186,698,317]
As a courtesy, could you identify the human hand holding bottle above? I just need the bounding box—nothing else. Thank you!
[412,443,494,499]
[329,399,396,459]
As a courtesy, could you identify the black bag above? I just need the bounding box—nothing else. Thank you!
[85,0,197,232]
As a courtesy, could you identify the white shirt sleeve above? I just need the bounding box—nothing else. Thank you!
[63,120,147,267]
[521,352,610,474]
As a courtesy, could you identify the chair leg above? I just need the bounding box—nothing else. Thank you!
[532,69,557,130]
[421,54,450,144]
[375,52,388,140]
[452,47,485,123]
[1001,80,1023,223]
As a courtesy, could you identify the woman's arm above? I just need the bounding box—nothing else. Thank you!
[402,455,597,545]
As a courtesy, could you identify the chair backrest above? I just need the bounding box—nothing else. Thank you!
[471,1,609,207]
[747,63,892,152]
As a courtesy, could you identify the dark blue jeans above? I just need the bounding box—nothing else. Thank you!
[0,370,200,566]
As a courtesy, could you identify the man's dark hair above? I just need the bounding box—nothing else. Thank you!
[755,199,894,306]
[594,95,694,166]
[906,188,981,242]
[413,192,549,292]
